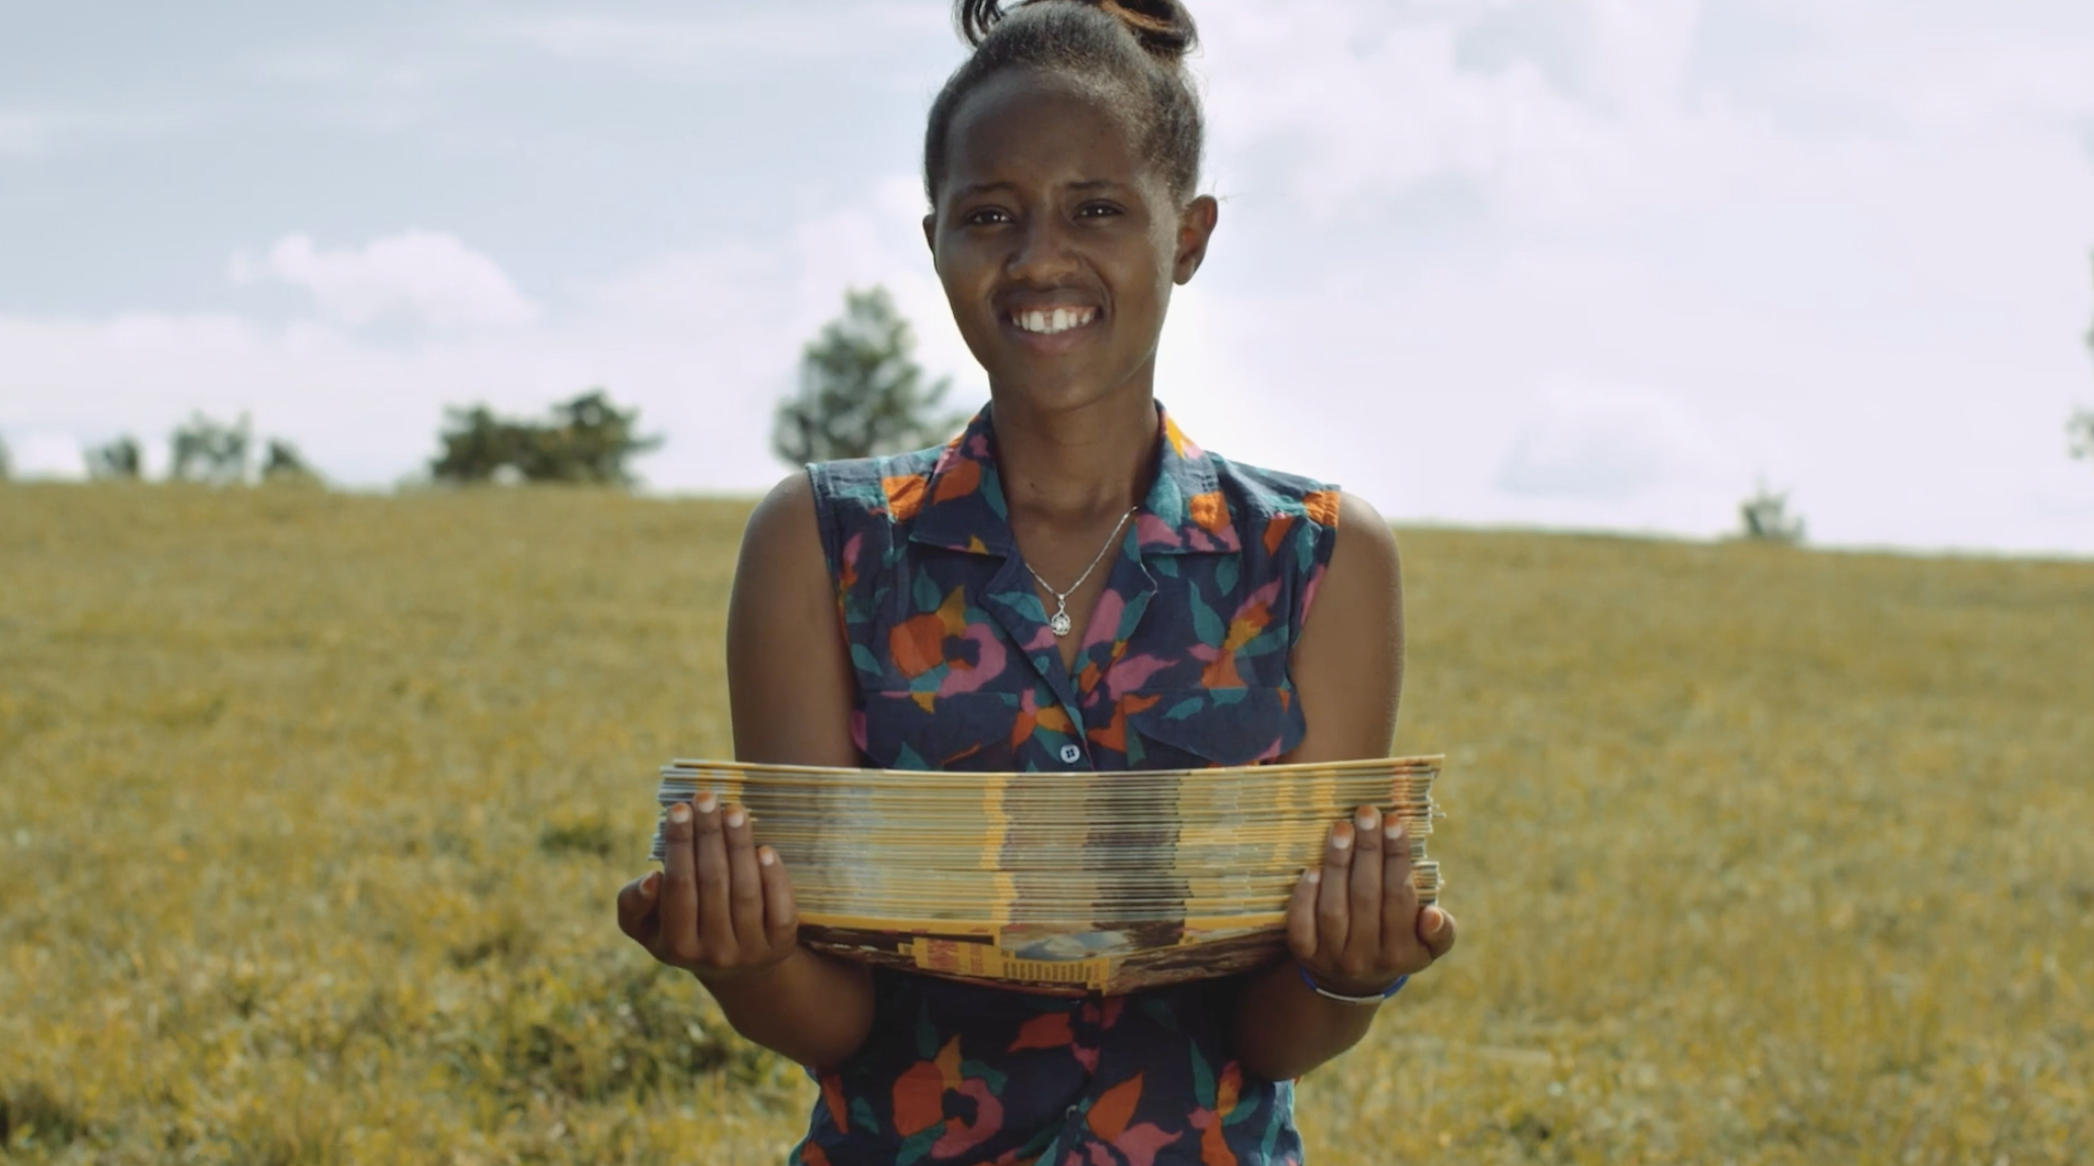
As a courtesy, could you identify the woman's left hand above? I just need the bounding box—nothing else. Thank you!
[1285,805,1458,998]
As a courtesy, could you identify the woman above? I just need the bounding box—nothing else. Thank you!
[616,2,1458,1161]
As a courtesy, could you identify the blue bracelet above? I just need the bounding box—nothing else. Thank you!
[1297,963,1408,1005]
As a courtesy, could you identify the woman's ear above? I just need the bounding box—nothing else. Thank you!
[922,212,937,256]
[1173,195,1219,285]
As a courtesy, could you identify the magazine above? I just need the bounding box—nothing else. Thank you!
[649,756,1442,995]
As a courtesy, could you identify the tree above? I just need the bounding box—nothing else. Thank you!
[430,389,661,485]
[0,434,11,481]
[773,286,965,466]
[261,439,321,483]
[429,405,515,484]
[170,413,252,484]
[1738,484,1806,545]
[87,436,143,480]
[522,391,660,484]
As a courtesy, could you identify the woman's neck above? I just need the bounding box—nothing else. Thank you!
[988,386,1160,527]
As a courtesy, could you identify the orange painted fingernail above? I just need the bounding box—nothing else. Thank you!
[695,790,718,813]
[1424,907,1446,935]
[667,803,691,824]
[1331,824,1352,850]
[726,807,746,829]
[1304,868,1322,885]
[1355,807,1378,830]
[758,847,776,867]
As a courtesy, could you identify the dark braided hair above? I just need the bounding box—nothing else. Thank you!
[924,0,1205,205]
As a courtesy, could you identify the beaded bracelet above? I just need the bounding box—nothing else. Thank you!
[1297,963,1409,1006]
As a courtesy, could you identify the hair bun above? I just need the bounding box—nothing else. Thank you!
[960,0,1199,61]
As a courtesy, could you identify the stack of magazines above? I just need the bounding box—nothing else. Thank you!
[649,756,1442,995]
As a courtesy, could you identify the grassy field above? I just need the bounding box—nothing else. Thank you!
[2,483,2090,1165]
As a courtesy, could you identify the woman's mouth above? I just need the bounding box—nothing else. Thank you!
[1009,306,1098,336]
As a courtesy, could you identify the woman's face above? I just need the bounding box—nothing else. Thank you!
[927,69,1217,415]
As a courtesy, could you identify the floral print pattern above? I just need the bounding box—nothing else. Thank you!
[789,403,1337,1166]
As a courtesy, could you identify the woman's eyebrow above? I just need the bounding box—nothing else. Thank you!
[949,180,1018,200]
[948,178,1127,200]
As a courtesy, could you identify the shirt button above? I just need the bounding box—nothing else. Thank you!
[1059,744,1083,765]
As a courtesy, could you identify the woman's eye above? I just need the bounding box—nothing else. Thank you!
[1077,203,1123,220]
[964,207,1012,226]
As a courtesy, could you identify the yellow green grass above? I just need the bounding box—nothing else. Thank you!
[2,484,2089,1165]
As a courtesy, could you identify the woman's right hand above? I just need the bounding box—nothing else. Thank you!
[615,790,802,982]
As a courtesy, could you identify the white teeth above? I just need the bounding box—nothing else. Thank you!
[1014,307,1096,335]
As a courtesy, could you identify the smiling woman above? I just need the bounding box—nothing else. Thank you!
[611,3,1457,1164]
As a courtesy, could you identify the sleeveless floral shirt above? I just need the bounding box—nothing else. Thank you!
[789,403,1340,1166]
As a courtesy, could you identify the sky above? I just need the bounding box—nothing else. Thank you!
[4,0,2094,554]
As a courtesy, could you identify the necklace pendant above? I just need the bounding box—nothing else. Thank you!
[1026,506,1136,642]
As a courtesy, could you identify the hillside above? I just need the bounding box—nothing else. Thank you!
[2,484,2089,1165]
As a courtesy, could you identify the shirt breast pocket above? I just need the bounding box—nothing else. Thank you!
[858,690,1022,772]
[1125,686,1307,770]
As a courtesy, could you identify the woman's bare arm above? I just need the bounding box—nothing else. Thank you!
[615,472,877,1070]
[724,474,863,769]
[1228,492,1457,1082]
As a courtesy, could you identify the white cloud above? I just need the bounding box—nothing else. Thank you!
[1495,385,1735,502]
[0,108,61,156]
[230,232,540,330]
[479,7,947,77]
[1169,0,2094,553]
[1740,2,2094,130]
[1198,0,1795,230]
[2,431,87,480]
[0,184,977,495]
[0,310,631,487]
[5,1,2094,555]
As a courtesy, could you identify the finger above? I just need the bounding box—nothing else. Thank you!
[1315,818,1354,958]
[693,790,736,960]
[759,845,800,952]
[1284,867,1321,962]
[1417,905,1458,961]
[616,872,662,944]
[1347,806,1385,964]
[723,803,766,950]
[657,803,701,964]
[1380,815,1423,967]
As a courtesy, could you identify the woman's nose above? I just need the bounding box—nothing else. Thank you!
[1006,217,1079,282]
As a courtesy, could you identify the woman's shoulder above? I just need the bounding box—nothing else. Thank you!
[1202,450,1346,533]
[804,444,950,521]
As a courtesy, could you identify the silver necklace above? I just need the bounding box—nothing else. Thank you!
[1024,507,1138,637]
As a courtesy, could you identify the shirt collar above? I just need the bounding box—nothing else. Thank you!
[908,401,1242,557]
